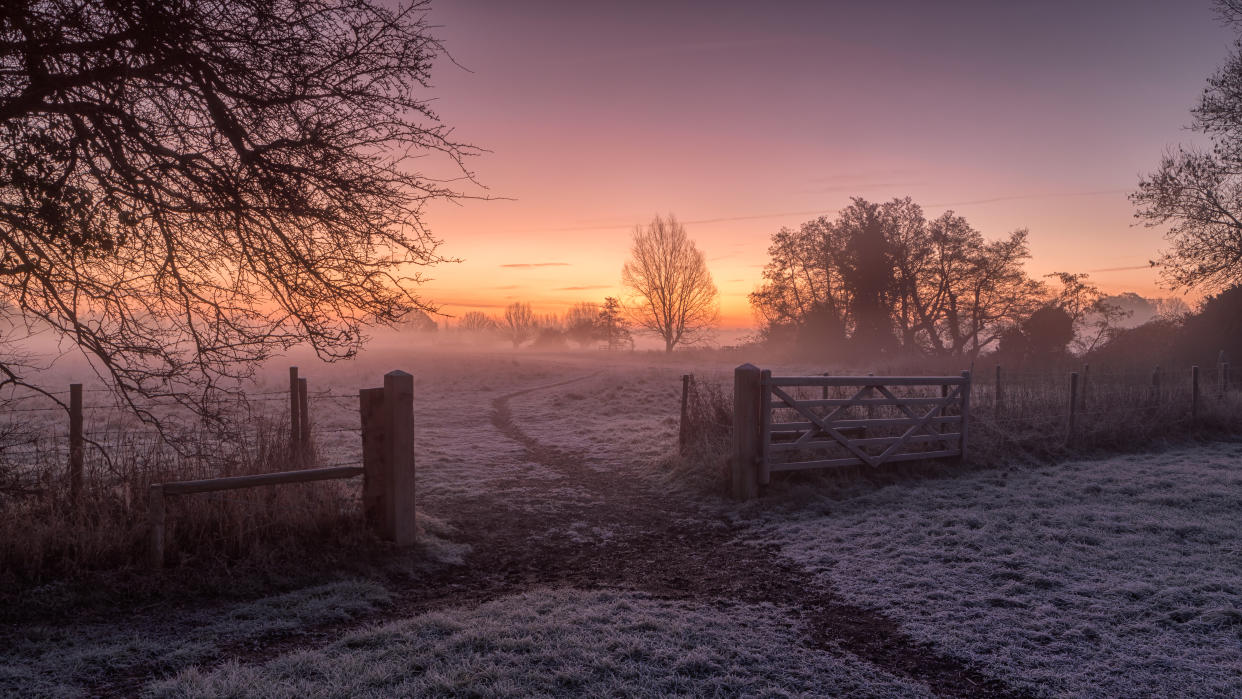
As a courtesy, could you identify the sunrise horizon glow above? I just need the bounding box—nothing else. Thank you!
[416,0,1236,331]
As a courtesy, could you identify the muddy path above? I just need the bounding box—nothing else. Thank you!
[95,372,1028,698]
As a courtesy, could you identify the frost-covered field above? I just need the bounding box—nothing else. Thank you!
[3,348,1240,697]
[753,444,1242,697]
[154,589,931,698]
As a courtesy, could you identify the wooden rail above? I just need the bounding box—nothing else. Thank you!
[732,365,971,500]
[147,368,416,568]
[149,466,363,568]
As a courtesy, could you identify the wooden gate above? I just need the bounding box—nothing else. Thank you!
[731,364,971,499]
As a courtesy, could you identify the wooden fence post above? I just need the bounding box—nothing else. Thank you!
[759,369,773,486]
[384,370,416,545]
[959,370,972,462]
[359,387,386,533]
[732,364,762,501]
[1192,365,1200,421]
[678,374,691,456]
[149,483,165,568]
[994,364,1002,415]
[1221,350,1230,398]
[1067,371,1079,444]
[298,377,311,463]
[289,366,301,466]
[69,383,82,505]
[1080,363,1090,412]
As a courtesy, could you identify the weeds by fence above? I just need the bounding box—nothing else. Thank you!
[0,371,372,588]
[678,358,1242,493]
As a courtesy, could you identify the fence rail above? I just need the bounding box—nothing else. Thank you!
[148,465,364,567]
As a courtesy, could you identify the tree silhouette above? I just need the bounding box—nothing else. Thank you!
[598,297,632,351]
[621,215,718,353]
[1133,0,1242,291]
[1001,305,1075,364]
[501,302,536,348]
[0,0,476,419]
[1046,272,1129,354]
[751,197,1042,359]
[459,311,498,334]
[564,302,601,348]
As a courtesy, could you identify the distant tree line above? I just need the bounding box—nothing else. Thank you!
[445,298,633,350]
[1085,286,1242,370]
[432,214,719,353]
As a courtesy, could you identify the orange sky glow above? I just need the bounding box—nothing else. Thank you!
[412,1,1234,331]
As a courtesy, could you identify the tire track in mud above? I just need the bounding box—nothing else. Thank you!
[487,375,1030,699]
[93,372,1028,697]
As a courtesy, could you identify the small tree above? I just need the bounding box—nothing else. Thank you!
[564,302,601,347]
[598,297,632,351]
[403,309,438,333]
[501,302,536,348]
[1047,272,1130,354]
[621,215,718,352]
[459,311,498,333]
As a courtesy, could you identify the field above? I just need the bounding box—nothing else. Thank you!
[2,347,1240,697]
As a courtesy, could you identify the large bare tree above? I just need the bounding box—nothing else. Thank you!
[1132,0,1242,291]
[621,215,718,352]
[751,197,1043,359]
[0,0,476,421]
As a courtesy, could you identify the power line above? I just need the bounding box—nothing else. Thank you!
[502,188,1131,235]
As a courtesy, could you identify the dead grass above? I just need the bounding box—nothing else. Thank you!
[662,376,733,494]
[0,413,377,619]
[674,363,1242,493]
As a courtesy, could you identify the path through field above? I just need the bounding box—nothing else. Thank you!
[6,351,1240,697]
[74,354,1018,697]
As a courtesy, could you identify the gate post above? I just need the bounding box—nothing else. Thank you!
[359,387,386,533]
[679,374,691,456]
[298,377,311,463]
[732,364,762,501]
[959,370,972,462]
[289,366,301,466]
[69,383,83,505]
[359,371,415,544]
[384,371,416,545]
[1067,371,1078,445]
[1192,365,1200,422]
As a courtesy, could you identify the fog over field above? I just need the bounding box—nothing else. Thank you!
[2,348,1239,696]
[5,0,1242,696]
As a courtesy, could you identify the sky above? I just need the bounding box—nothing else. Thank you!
[414,0,1237,330]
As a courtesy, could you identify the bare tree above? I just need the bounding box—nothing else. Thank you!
[564,302,601,347]
[751,198,1043,359]
[621,216,718,352]
[1047,272,1130,355]
[0,0,477,422]
[1133,0,1242,291]
[458,311,498,333]
[501,302,536,348]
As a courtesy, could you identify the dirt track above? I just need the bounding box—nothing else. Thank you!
[95,370,1028,697]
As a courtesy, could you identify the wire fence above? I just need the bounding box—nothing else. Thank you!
[682,360,1242,470]
[0,377,369,501]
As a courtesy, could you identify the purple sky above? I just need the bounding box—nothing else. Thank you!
[418,0,1235,325]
